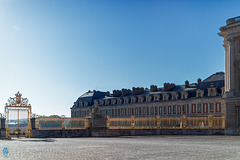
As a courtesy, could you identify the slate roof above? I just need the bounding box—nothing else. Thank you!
[202,72,224,82]
[72,91,106,108]
[71,72,225,108]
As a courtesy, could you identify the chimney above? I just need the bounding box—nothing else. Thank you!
[197,78,202,85]
[150,85,157,92]
[185,80,189,88]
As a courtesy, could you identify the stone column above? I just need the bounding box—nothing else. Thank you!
[223,39,230,93]
[229,39,236,94]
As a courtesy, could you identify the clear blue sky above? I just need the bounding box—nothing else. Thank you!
[0,0,239,116]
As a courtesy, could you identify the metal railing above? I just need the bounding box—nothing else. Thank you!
[36,117,89,130]
[107,115,225,129]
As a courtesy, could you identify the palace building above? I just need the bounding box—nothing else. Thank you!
[71,72,225,118]
[71,16,240,133]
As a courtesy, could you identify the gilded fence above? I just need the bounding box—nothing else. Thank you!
[107,115,225,129]
[36,117,88,130]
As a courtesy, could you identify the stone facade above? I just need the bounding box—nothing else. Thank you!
[71,73,225,120]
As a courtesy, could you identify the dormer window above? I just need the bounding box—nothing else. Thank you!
[111,99,116,105]
[84,101,88,107]
[162,93,169,100]
[130,97,136,103]
[208,83,217,97]
[105,100,110,105]
[99,100,104,106]
[145,95,152,102]
[117,98,122,104]
[74,102,78,107]
[181,91,188,99]
[124,97,129,104]
[93,100,98,105]
[208,88,217,97]
[153,95,160,101]
[171,92,178,100]
[138,96,144,103]
[79,101,83,107]
[196,89,204,98]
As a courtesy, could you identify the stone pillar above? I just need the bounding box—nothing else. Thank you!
[0,118,6,138]
[31,118,36,129]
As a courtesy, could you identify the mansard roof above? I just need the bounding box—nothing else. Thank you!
[72,90,106,108]
[202,72,224,82]
[72,72,225,108]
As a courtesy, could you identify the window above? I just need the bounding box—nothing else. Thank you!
[173,105,176,114]
[203,103,208,113]
[120,109,123,116]
[164,106,167,114]
[154,95,160,101]
[197,104,202,113]
[146,96,152,102]
[168,106,171,114]
[177,105,181,114]
[138,97,144,103]
[210,89,214,96]
[131,97,136,103]
[181,92,188,99]
[111,99,116,105]
[147,107,149,115]
[163,94,169,100]
[155,106,158,115]
[128,108,131,116]
[159,106,162,115]
[117,99,122,104]
[139,108,142,116]
[135,108,138,116]
[151,107,154,115]
[210,103,214,113]
[182,105,186,113]
[131,108,134,115]
[118,109,120,117]
[192,104,196,113]
[216,103,221,112]
[112,109,115,117]
[143,107,146,115]
[124,98,129,104]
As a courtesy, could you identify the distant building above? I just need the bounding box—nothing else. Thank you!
[71,72,225,118]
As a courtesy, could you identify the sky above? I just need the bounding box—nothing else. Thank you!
[0,0,239,117]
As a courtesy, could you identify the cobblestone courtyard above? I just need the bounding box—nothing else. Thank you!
[0,136,240,160]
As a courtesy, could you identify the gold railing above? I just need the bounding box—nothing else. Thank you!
[107,115,225,130]
[36,117,89,130]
